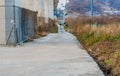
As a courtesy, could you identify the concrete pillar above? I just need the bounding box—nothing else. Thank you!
[20,0,25,8]
[48,0,54,19]
[0,0,20,45]
[0,0,6,44]
[44,0,49,23]
[33,0,41,17]
[20,0,42,17]
[5,0,18,45]
[40,0,45,17]
[20,0,33,10]
[20,0,54,19]
[4,0,20,6]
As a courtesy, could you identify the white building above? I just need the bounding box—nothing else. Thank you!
[0,0,55,45]
[20,0,54,19]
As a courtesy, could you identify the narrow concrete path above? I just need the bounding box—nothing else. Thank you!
[0,32,104,76]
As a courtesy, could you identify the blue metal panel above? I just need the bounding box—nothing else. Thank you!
[5,0,15,6]
[5,1,37,45]
[5,6,16,45]
[14,6,22,43]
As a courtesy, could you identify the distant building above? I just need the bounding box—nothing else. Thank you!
[85,11,101,16]
[104,11,120,15]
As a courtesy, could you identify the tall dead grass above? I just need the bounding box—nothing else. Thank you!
[66,15,120,37]
[36,17,58,36]
[65,15,120,76]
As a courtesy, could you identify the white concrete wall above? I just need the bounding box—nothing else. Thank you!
[20,0,54,19]
[0,0,5,5]
[20,0,42,17]
[0,0,55,44]
[4,0,20,6]
[44,0,54,23]
[20,0,34,10]
[40,0,45,17]
[15,0,20,6]
[1,0,54,19]
[33,0,42,17]
[0,0,6,44]
[48,0,54,19]
[44,0,49,23]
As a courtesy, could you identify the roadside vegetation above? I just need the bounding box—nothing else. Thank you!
[65,15,120,76]
[34,18,58,38]
[25,18,58,42]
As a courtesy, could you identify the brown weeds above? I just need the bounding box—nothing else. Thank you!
[36,17,58,37]
[66,15,120,76]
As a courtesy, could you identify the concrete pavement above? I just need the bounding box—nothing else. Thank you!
[0,32,104,76]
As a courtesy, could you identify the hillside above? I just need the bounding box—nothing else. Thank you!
[65,0,120,14]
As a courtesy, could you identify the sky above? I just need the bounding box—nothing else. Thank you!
[58,0,68,10]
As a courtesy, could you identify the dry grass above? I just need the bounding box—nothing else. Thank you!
[33,17,58,38]
[66,15,120,36]
[66,15,120,76]
[37,17,58,33]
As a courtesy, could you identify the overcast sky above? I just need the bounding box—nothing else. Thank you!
[58,0,68,10]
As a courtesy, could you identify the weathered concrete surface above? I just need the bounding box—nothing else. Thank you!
[0,0,6,44]
[0,32,104,76]
[20,0,54,18]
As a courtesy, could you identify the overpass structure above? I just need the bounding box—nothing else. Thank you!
[0,0,55,45]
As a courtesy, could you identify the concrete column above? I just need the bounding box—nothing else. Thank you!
[5,0,18,45]
[44,0,49,23]
[0,0,20,45]
[29,0,34,10]
[0,0,6,44]
[20,0,25,8]
[48,0,54,19]
[20,0,42,17]
[0,0,5,5]
[4,0,20,6]
[33,0,42,17]
[20,0,33,10]
[14,0,20,6]
[20,0,54,19]
[40,0,45,17]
